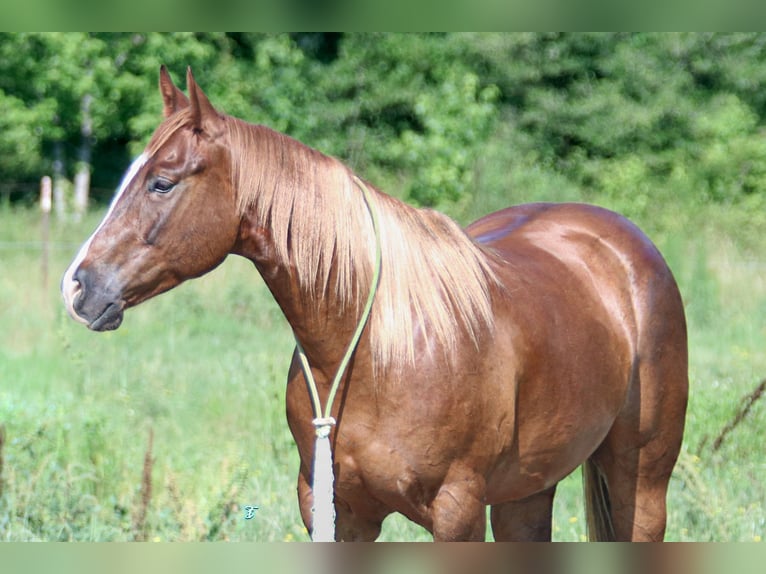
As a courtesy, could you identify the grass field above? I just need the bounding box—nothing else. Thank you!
[1,198,764,542]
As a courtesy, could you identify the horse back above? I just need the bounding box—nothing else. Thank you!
[466,203,682,327]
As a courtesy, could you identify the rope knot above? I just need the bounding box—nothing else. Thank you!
[312,417,336,438]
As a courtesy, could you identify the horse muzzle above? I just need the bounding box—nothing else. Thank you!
[62,266,125,332]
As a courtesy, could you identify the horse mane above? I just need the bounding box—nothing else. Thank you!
[162,111,500,371]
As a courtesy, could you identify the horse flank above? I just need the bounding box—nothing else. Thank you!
[152,110,500,371]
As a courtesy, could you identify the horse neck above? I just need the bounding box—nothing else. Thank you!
[313,270,373,361]
[229,130,375,375]
[234,220,369,378]
[228,121,497,379]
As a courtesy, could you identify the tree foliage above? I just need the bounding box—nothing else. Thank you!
[456,33,766,217]
[2,33,766,216]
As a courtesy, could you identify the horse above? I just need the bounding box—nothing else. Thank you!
[62,67,688,541]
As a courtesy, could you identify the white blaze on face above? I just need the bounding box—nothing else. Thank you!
[61,154,148,324]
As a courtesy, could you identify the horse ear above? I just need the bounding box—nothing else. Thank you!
[159,65,189,118]
[186,67,223,136]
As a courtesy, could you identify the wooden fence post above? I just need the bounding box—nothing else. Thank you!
[40,176,52,293]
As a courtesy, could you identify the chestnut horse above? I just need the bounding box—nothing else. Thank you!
[62,67,688,541]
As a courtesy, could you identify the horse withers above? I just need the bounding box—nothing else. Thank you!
[62,67,688,541]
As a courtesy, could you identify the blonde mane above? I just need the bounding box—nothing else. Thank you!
[227,116,500,370]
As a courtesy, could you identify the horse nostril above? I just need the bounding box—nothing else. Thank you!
[62,266,88,324]
[71,266,90,295]
[69,269,85,299]
[71,278,82,300]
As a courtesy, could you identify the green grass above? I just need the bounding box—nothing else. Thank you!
[1,202,764,542]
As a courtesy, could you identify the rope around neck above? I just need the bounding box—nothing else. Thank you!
[293,176,382,542]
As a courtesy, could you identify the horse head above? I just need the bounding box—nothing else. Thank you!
[62,67,240,331]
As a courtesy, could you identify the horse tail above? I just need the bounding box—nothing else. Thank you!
[582,459,616,541]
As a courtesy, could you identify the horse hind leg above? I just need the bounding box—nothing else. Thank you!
[586,443,677,541]
[587,345,688,541]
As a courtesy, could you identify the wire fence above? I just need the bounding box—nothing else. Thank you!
[0,241,81,251]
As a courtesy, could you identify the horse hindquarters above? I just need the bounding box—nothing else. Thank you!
[586,277,688,541]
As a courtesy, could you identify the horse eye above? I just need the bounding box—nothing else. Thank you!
[149,177,175,194]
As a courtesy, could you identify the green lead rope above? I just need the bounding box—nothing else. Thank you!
[293,176,382,541]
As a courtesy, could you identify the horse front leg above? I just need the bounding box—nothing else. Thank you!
[296,469,384,541]
[490,485,557,541]
[296,468,314,538]
[430,467,488,541]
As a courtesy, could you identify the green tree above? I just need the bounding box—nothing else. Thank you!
[0,33,237,204]
[306,33,500,206]
[456,33,766,220]
[3,32,766,216]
